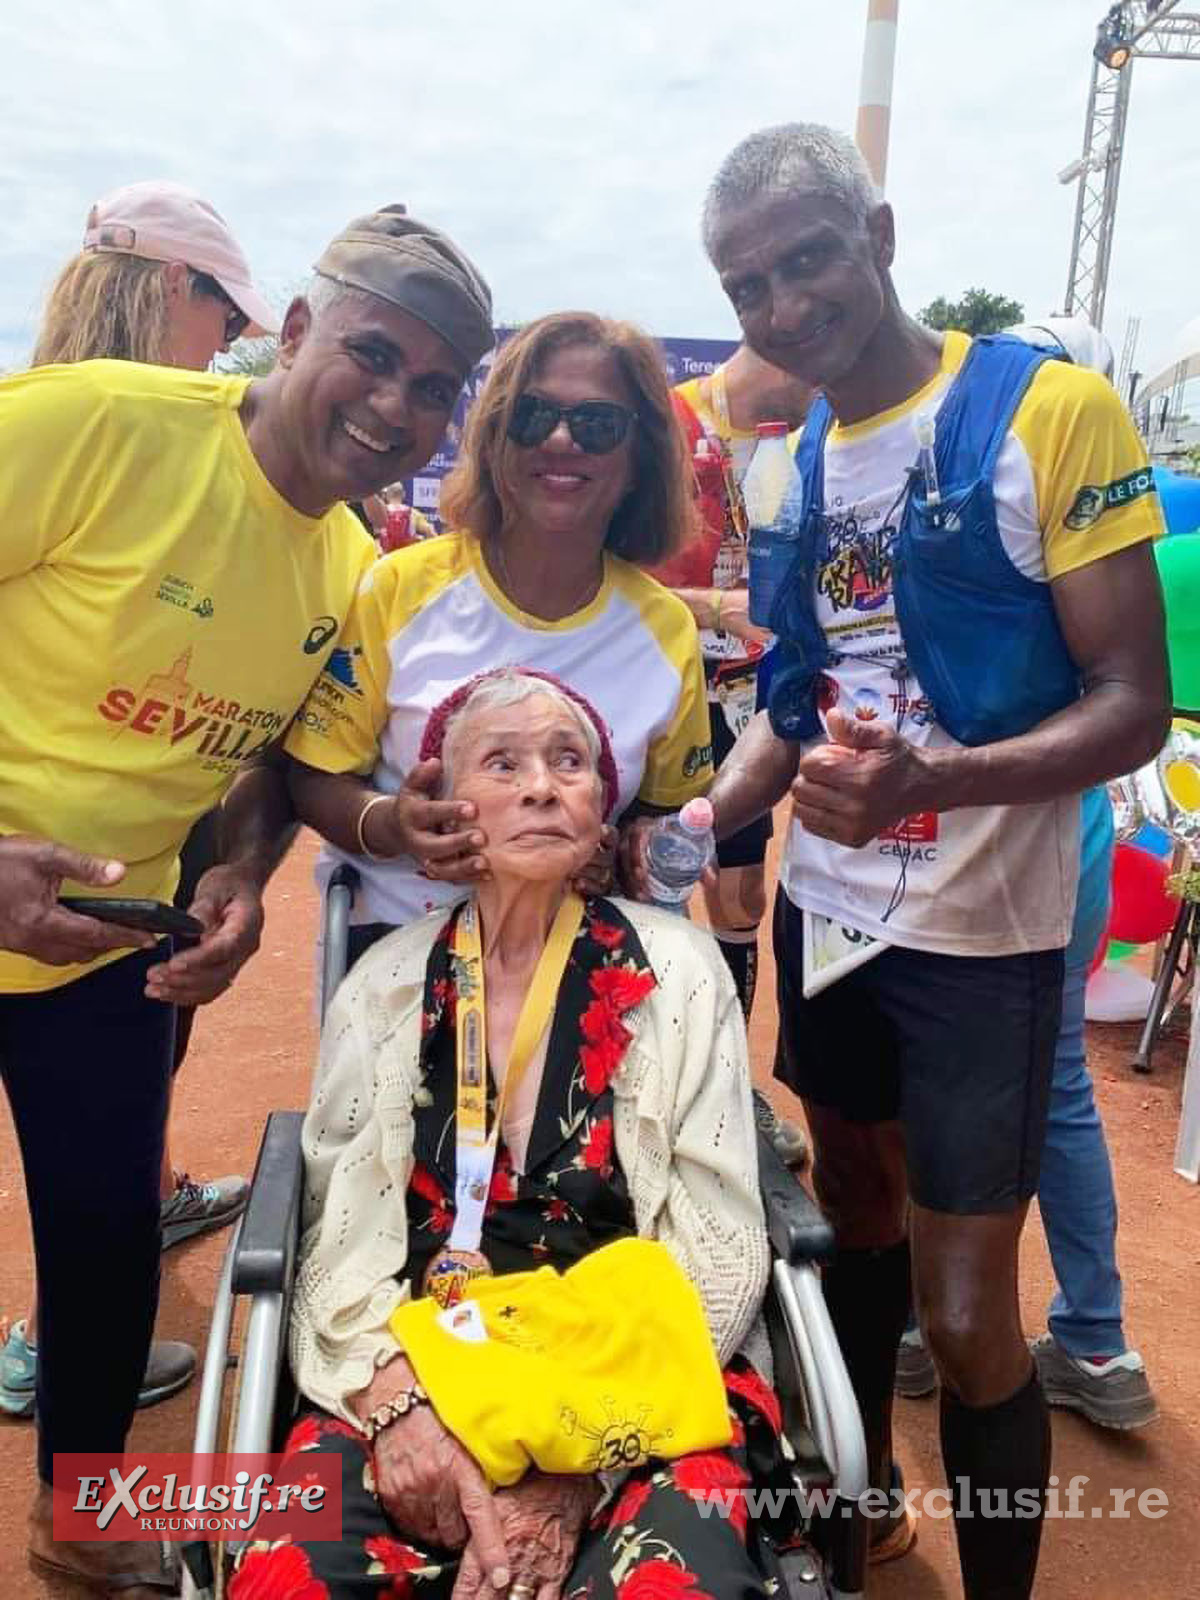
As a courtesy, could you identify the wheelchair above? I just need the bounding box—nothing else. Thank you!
[183,866,869,1600]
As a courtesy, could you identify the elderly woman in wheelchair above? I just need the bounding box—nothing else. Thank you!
[229,667,807,1600]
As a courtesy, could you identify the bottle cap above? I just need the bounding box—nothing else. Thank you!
[679,797,714,831]
[754,421,789,438]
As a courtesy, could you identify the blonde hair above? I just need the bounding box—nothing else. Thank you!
[440,312,698,566]
[32,252,173,367]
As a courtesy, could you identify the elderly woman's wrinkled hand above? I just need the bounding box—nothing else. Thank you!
[368,1375,509,1581]
[454,1472,598,1600]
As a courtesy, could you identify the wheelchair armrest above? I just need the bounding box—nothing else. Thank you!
[757,1128,835,1265]
[328,861,361,895]
[231,1110,305,1296]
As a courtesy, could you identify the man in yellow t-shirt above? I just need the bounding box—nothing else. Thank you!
[700,123,1169,1595]
[0,204,493,1582]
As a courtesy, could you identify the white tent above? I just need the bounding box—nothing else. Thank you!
[1137,314,1200,406]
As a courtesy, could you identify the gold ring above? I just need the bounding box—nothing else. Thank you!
[509,1586,536,1598]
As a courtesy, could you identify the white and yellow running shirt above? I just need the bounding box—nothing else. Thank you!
[286,532,713,927]
[782,332,1162,956]
[0,360,376,993]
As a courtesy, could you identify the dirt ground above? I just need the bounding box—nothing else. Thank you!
[1,828,1196,1597]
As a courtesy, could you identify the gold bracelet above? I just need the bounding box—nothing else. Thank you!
[355,793,398,861]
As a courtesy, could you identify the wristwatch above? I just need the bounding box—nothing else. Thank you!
[360,1381,430,1443]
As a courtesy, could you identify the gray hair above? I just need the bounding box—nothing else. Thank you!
[702,123,880,259]
[304,273,377,326]
[440,669,603,798]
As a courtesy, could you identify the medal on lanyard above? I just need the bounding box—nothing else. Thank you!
[422,892,584,1308]
[705,366,749,542]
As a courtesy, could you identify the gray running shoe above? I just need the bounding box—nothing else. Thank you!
[161,1171,250,1250]
[1032,1332,1159,1430]
[1,1318,194,1414]
[753,1090,809,1169]
[895,1326,938,1398]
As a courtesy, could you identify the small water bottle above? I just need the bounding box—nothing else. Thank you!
[743,421,801,626]
[646,798,716,913]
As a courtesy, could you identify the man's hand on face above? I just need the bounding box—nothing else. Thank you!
[791,709,932,848]
[0,836,155,966]
[144,863,266,1006]
[361,759,490,884]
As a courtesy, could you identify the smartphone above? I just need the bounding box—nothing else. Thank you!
[58,897,205,940]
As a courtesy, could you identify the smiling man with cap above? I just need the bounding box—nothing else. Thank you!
[0,203,491,1592]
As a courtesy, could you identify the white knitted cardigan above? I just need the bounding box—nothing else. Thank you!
[290,898,770,1422]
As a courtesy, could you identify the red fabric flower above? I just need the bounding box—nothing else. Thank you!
[617,1560,710,1600]
[578,1116,614,1175]
[671,1450,750,1537]
[589,918,626,951]
[229,1541,330,1600]
[590,965,656,1013]
[365,1535,427,1590]
[283,1416,323,1454]
[409,1162,453,1234]
[581,996,627,1048]
[608,1474,653,1527]
[723,1364,783,1436]
[488,1151,519,1207]
[545,1196,572,1223]
[582,1036,630,1100]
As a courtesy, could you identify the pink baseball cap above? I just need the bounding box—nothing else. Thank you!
[82,180,278,337]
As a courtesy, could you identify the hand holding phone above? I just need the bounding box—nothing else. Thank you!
[58,897,204,940]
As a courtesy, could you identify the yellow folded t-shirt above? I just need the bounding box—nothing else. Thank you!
[389,1237,731,1486]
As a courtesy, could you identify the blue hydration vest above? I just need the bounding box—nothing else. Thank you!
[765,335,1083,746]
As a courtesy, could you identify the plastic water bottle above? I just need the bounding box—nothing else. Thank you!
[743,421,802,627]
[646,798,716,913]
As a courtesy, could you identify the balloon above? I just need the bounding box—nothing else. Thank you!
[1155,535,1200,710]
[1085,964,1156,1024]
[1157,722,1200,845]
[1131,822,1173,859]
[1109,842,1181,944]
[1106,939,1140,962]
[1108,776,1145,842]
[1155,468,1200,538]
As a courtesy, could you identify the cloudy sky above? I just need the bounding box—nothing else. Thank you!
[2,0,1197,380]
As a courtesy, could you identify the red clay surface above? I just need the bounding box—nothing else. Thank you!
[1,828,1196,1596]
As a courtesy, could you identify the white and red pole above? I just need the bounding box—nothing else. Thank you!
[855,0,900,191]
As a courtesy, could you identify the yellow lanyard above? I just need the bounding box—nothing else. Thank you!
[452,892,584,1150]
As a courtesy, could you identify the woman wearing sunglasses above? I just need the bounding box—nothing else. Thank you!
[33,179,272,370]
[286,311,712,947]
[0,181,276,1426]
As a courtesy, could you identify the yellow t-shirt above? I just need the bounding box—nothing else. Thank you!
[0,360,376,993]
[285,532,713,926]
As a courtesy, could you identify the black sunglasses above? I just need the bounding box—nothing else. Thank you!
[189,270,250,345]
[508,394,637,455]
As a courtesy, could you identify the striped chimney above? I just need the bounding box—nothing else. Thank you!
[855,0,899,192]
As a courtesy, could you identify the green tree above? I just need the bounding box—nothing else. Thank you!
[217,336,278,377]
[917,288,1025,337]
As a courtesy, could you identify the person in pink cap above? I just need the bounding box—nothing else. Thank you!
[0,182,280,1436]
[0,202,493,1595]
[33,179,277,370]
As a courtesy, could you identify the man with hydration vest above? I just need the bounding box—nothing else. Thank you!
[701,122,1169,1599]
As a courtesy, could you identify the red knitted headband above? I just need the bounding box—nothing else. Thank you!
[418,668,621,819]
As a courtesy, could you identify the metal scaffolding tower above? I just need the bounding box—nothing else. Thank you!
[1061,2,1200,328]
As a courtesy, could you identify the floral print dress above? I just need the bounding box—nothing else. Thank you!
[231,899,793,1600]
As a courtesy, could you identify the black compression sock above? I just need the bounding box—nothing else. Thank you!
[821,1239,911,1494]
[715,930,758,1021]
[939,1371,1051,1600]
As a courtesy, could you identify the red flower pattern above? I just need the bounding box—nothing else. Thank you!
[589,918,626,951]
[283,1416,323,1454]
[487,1150,519,1208]
[590,965,656,1012]
[617,1561,712,1600]
[722,1364,783,1436]
[578,1115,614,1175]
[608,1474,653,1527]
[670,1450,751,1538]
[409,1162,453,1235]
[365,1534,428,1595]
[229,1541,330,1600]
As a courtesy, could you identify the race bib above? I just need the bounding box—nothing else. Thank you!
[802,911,888,998]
